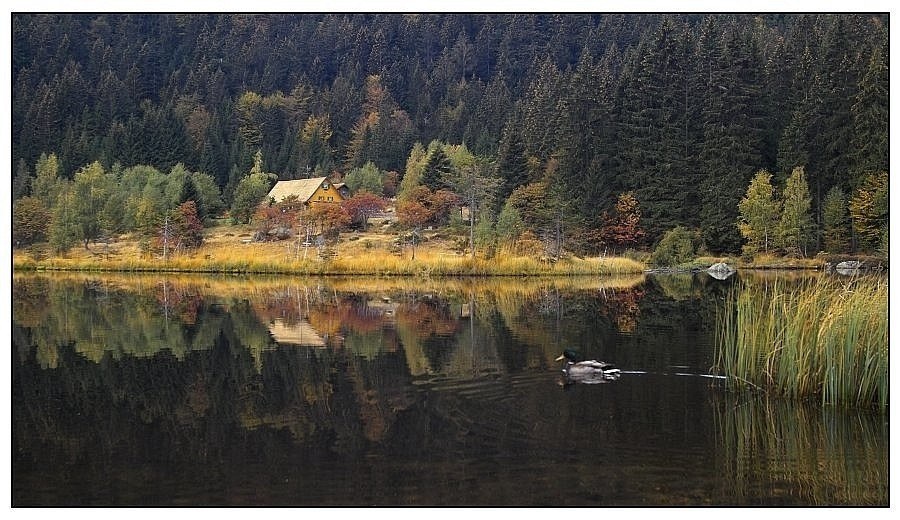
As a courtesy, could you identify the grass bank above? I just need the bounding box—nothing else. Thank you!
[713,276,888,409]
[14,252,644,276]
[12,229,646,277]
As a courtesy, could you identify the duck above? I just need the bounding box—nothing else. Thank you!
[555,349,621,382]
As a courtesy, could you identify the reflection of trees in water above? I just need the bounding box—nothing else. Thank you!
[12,273,889,505]
[14,272,735,378]
[11,275,716,450]
[712,393,887,505]
[597,287,644,333]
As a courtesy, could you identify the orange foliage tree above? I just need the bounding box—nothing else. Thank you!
[342,190,387,231]
[304,202,351,239]
[601,192,645,253]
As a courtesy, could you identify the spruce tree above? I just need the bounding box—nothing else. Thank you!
[822,186,849,254]
[848,45,888,182]
[495,123,530,201]
[849,171,888,252]
[420,145,452,191]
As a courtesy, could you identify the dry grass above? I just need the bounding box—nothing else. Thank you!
[13,225,646,276]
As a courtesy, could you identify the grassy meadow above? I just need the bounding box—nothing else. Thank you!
[12,225,646,277]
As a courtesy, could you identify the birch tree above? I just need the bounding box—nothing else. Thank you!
[737,170,780,255]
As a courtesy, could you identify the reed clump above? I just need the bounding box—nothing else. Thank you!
[714,276,887,409]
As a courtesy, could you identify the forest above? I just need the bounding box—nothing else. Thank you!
[11,13,889,257]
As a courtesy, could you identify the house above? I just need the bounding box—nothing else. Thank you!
[265,177,348,207]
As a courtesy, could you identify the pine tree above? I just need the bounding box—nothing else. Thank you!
[518,55,563,162]
[494,123,530,201]
[619,17,699,240]
[420,144,452,191]
[848,171,888,252]
[848,45,888,182]
[698,19,767,253]
[13,157,32,200]
[822,186,849,254]
[555,48,618,225]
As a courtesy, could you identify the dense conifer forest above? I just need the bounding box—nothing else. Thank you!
[11,13,888,255]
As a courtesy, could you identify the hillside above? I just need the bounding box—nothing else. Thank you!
[11,13,888,256]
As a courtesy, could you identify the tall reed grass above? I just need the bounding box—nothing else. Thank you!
[714,276,887,409]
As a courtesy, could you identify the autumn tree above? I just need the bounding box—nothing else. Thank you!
[776,166,814,256]
[426,189,463,226]
[397,142,428,200]
[822,186,849,254]
[31,152,63,209]
[382,171,400,198]
[297,114,335,174]
[13,196,51,246]
[254,195,303,240]
[849,171,888,252]
[602,192,646,253]
[342,190,387,231]
[737,170,780,255]
[156,200,204,254]
[505,181,554,232]
[304,202,351,239]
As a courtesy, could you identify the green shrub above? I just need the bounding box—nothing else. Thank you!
[649,226,697,267]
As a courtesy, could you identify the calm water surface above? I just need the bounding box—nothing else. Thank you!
[11,272,888,506]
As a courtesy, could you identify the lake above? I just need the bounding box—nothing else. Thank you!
[11,272,888,506]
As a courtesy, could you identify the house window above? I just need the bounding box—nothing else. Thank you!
[322,181,330,190]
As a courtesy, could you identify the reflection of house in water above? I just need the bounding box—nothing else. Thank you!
[267,318,328,347]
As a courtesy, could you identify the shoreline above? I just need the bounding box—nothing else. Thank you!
[11,254,648,277]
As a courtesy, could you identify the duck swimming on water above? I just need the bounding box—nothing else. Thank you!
[555,349,621,383]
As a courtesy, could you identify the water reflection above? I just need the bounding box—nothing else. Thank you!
[11,272,887,505]
[713,393,888,505]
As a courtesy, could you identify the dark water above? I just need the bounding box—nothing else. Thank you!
[11,272,888,506]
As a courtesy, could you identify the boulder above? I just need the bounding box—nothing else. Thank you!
[272,226,293,240]
[836,260,863,275]
[707,262,736,280]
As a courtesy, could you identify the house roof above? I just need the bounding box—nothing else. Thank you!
[266,177,330,204]
[267,318,326,347]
